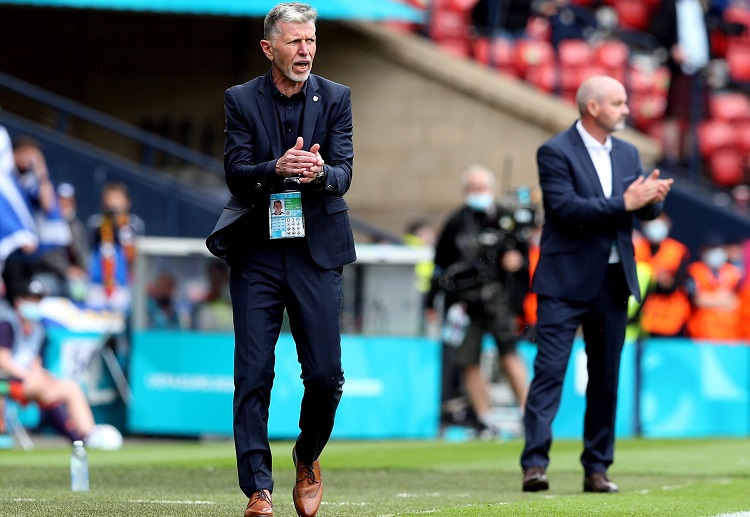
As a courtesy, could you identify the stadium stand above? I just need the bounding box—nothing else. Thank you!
[400,0,750,191]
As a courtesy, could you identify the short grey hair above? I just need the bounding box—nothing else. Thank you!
[264,2,318,41]
[461,164,496,192]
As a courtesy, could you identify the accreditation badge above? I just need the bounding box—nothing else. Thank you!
[269,191,305,239]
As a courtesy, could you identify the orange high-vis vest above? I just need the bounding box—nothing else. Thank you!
[523,244,540,327]
[633,237,691,336]
[739,277,750,340]
[686,261,743,340]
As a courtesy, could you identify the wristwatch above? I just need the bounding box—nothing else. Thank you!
[313,165,327,183]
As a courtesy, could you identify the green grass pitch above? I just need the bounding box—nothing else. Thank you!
[0,437,749,516]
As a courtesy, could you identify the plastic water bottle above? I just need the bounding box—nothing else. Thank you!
[70,440,89,491]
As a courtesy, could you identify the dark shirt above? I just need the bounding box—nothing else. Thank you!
[270,74,308,151]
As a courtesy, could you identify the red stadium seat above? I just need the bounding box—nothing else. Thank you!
[472,37,516,72]
[559,65,606,95]
[697,120,738,158]
[514,39,555,77]
[526,63,558,93]
[709,149,745,187]
[614,0,651,31]
[627,65,669,94]
[558,39,593,69]
[735,121,750,154]
[709,92,750,122]
[629,93,667,132]
[429,7,469,42]
[723,6,750,38]
[594,40,629,70]
[525,16,551,41]
[726,40,750,83]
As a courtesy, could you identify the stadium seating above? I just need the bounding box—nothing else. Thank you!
[416,0,750,190]
[708,148,745,187]
[611,0,651,32]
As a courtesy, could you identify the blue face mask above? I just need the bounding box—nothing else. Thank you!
[18,301,43,322]
[465,193,494,212]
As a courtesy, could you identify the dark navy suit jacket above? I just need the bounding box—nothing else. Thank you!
[206,71,356,270]
[531,124,662,303]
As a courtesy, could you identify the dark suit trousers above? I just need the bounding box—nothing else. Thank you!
[521,264,629,474]
[228,236,345,497]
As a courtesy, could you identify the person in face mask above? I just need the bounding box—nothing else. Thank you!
[0,279,113,447]
[685,234,743,340]
[146,272,182,330]
[425,164,532,440]
[85,183,145,312]
[633,213,691,337]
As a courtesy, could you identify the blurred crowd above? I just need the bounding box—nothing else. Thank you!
[415,162,750,437]
[0,125,233,333]
[398,0,750,204]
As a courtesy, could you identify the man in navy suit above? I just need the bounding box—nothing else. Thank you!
[205,3,355,516]
[520,75,673,494]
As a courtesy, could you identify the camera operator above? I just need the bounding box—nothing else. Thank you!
[425,164,533,438]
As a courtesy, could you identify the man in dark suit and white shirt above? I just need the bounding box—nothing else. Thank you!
[520,75,673,494]
[205,3,356,516]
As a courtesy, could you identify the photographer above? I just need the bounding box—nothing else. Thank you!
[426,164,533,438]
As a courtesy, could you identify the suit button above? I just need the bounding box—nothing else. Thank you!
[326,185,334,192]
[255,183,262,189]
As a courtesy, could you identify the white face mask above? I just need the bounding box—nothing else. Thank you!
[18,301,43,322]
[465,192,494,212]
[702,248,728,269]
[642,220,669,244]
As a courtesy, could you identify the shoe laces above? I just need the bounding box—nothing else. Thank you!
[254,490,272,504]
[297,463,320,485]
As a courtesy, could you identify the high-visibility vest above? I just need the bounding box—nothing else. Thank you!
[739,277,750,340]
[626,261,654,342]
[633,237,691,336]
[686,261,743,340]
[523,244,540,327]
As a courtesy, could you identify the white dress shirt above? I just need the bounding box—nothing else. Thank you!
[576,121,620,263]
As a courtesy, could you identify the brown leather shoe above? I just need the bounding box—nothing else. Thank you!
[522,466,549,492]
[244,489,273,517]
[292,447,323,517]
[583,472,619,493]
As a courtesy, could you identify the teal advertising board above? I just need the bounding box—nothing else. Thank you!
[640,339,750,437]
[127,332,441,439]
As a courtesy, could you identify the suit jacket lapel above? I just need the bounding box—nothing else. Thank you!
[567,125,606,198]
[301,75,321,151]
[256,71,284,158]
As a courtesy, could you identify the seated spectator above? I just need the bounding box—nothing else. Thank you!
[53,182,90,301]
[2,137,71,301]
[685,234,743,340]
[537,0,598,49]
[86,183,145,313]
[191,260,233,331]
[633,214,692,337]
[0,127,37,283]
[29,181,92,301]
[471,0,533,40]
[0,279,121,449]
[146,272,182,329]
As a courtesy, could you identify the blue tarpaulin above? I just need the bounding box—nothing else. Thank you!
[0,0,425,21]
